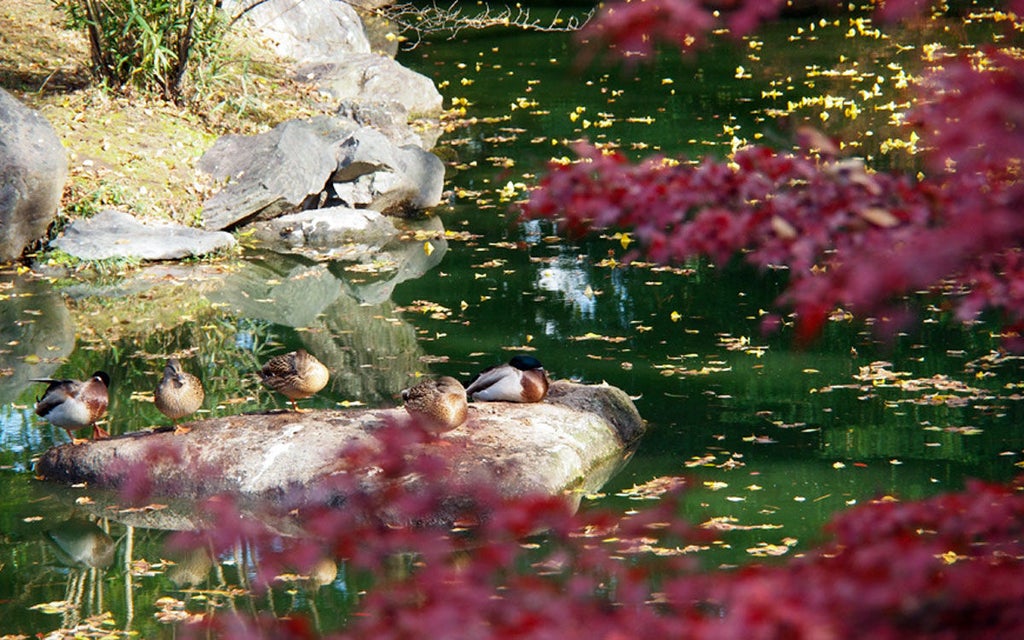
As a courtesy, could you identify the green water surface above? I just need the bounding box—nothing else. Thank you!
[1,5,1022,636]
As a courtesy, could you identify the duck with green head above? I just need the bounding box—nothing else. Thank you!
[32,371,111,443]
[465,355,549,403]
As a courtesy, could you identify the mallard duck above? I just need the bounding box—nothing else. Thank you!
[32,371,110,442]
[464,355,549,403]
[155,358,205,433]
[258,349,329,412]
[402,376,468,435]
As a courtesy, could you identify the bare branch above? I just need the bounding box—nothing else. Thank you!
[370,1,594,50]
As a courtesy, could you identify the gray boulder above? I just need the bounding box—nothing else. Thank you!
[35,381,645,525]
[251,206,399,260]
[199,120,445,230]
[332,127,445,214]
[199,119,340,230]
[53,209,236,261]
[297,54,444,115]
[224,1,443,117]
[224,0,371,61]
[336,100,439,150]
[0,88,67,262]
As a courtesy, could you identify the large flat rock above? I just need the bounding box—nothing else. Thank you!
[53,209,236,261]
[35,382,645,521]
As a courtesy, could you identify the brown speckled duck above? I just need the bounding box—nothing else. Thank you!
[155,358,205,433]
[32,371,110,442]
[402,376,468,435]
[465,355,549,403]
[258,349,329,412]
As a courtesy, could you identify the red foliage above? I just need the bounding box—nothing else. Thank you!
[577,0,715,64]
[525,1,1024,344]
[577,0,785,64]
[159,422,1024,639]
[157,2,1024,636]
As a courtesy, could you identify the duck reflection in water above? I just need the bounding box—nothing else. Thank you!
[44,518,116,570]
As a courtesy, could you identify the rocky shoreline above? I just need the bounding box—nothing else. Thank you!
[1,0,448,266]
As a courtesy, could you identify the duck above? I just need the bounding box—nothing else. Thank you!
[464,355,549,403]
[258,349,330,412]
[155,358,205,433]
[402,376,468,435]
[32,371,110,442]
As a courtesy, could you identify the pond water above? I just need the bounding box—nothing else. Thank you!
[2,5,1023,636]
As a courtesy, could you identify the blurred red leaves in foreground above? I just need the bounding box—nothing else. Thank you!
[145,423,1024,639]
[139,2,1024,636]
[525,0,1024,345]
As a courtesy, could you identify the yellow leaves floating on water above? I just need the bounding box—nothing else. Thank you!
[498,181,527,200]
[511,96,539,110]
[922,42,957,62]
[656,362,732,377]
[616,538,707,557]
[407,228,480,243]
[472,258,506,269]
[852,361,909,384]
[30,600,77,615]
[155,596,205,624]
[500,344,536,352]
[616,475,686,500]
[570,332,627,343]
[846,16,882,39]
[488,241,519,250]
[718,334,767,357]
[924,425,983,436]
[487,156,515,169]
[747,538,799,557]
[343,258,398,274]
[397,300,451,320]
[880,130,920,154]
[938,550,967,565]
[703,516,783,532]
[815,360,997,410]
[482,131,521,145]
[686,452,746,470]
